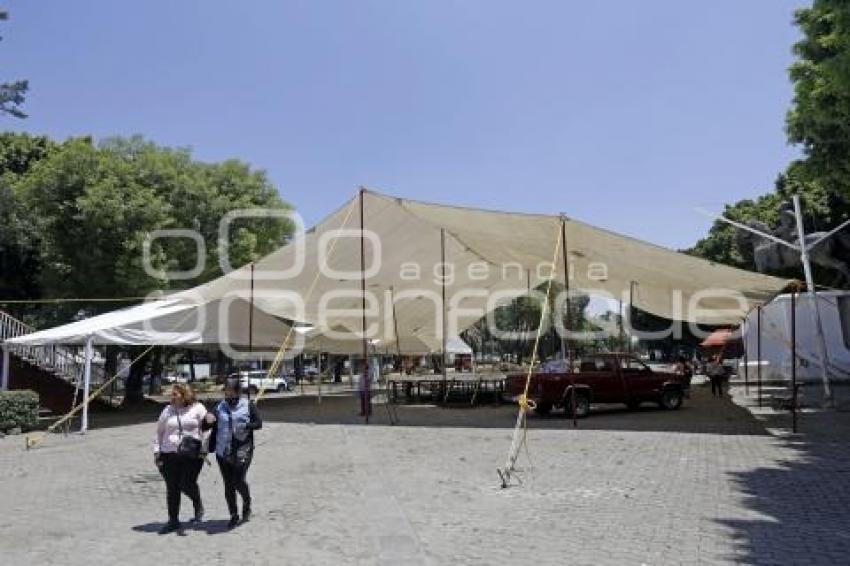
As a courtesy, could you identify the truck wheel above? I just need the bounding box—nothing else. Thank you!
[535,402,552,416]
[660,389,683,410]
[568,394,591,419]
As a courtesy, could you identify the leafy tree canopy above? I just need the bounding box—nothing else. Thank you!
[689,0,850,284]
[0,133,293,325]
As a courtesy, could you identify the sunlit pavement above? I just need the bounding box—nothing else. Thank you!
[2,386,849,565]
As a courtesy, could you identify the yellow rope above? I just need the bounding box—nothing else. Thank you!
[1,296,167,304]
[23,311,192,450]
[253,198,358,405]
[23,201,358,447]
[499,220,562,487]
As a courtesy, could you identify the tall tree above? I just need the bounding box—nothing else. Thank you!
[1,134,294,328]
[689,1,850,283]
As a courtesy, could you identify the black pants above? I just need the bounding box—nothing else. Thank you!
[216,455,252,517]
[160,453,203,523]
[710,375,724,397]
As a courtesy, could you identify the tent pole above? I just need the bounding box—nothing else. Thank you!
[441,228,448,384]
[619,301,625,352]
[247,262,255,400]
[559,215,570,364]
[359,187,370,423]
[248,262,254,353]
[757,305,762,408]
[1,343,9,390]
[390,286,402,360]
[559,215,577,428]
[628,281,635,356]
[791,289,798,433]
[317,351,322,404]
[792,195,832,404]
[81,336,93,434]
[743,318,749,396]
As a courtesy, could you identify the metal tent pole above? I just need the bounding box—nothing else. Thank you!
[247,262,254,400]
[317,351,322,404]
[619,301,625,352]
[560,215,576,428]
[757,305,762,408]
[441,228,448,383]
[743,318,749,396]
[792,195,832,404]
[81,336,94,434]
[791,289,798,433]
[559,215,571,363]
[628,281,636,356]
[1,343,9,390]
[359,188,371,423]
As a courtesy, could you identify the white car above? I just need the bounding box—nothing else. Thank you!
[231,371,293,394]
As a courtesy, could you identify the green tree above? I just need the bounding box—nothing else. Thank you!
[689,1,850,285]
[1,135,293,326]
[0,133,56,318]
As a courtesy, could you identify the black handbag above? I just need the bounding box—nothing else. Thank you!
[175,409,202,459]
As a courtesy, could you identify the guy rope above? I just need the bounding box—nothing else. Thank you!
[497,222,561,488]
[253,198,356,405]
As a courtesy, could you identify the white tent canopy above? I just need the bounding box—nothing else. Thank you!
[446,336,473,355]
[6,190,790,353]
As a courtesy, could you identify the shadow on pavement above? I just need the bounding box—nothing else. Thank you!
[131,519,234,536]
[715,398,850,563]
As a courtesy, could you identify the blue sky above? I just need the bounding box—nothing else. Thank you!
[2,0,807,250]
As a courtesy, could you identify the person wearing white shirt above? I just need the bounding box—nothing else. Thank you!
[153,383,208,534]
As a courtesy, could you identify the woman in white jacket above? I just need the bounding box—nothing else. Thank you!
[154,383,209,534]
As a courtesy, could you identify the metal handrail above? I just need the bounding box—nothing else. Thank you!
[0,310,106,385]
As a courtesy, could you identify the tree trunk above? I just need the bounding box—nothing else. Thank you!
[150,346,164,395]
[187,349,196,382]
[122,346,152,406]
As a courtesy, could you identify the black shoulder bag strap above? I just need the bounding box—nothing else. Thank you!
[223,401,236,458]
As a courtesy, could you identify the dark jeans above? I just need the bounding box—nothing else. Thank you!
[160,453,203,523]
[216,455,252,517]
[710,375,724,397]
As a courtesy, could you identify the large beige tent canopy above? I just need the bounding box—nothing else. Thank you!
[6,190,790,353]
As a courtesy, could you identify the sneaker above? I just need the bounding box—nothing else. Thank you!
[189,504,204,524]
[158,521,181,535]
[227,515,240,529]
[241,506,252,523]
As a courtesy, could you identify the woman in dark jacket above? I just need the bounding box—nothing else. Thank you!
[205,377,263,529]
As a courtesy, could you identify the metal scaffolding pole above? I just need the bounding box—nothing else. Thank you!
[792,195,832,404]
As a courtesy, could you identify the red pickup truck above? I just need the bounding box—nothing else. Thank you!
[505,353,685,418]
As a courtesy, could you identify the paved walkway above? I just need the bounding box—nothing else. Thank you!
[1,387,849,565]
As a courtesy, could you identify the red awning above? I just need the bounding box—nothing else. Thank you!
[700,328,738,347]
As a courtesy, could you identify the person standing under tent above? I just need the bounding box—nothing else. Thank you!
[706,354,726,398]
[153,383,208,535]
[206,377,263,529]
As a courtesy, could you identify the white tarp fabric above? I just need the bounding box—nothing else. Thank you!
[742,291,850,381]
[446,336,473,355]
[7,190,790,352]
